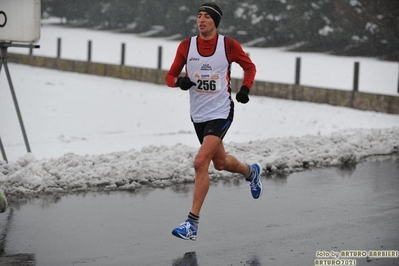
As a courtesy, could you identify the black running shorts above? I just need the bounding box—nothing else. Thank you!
[193,119,232,144]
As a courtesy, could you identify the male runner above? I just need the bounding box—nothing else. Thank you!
[165,2,262,241]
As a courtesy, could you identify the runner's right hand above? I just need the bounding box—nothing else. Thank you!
[176,77,196,90]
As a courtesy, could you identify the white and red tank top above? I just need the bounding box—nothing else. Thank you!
[186,34,232,123]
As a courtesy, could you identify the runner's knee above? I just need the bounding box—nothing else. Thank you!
[193,156,209,172]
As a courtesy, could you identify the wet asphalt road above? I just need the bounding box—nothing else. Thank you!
[0,155,398,266]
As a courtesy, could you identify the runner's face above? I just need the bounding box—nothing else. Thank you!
[197,11,216,36]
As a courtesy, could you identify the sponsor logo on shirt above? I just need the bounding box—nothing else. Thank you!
[201,64,212,71]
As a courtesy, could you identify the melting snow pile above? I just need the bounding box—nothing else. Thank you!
[0,127,398,198]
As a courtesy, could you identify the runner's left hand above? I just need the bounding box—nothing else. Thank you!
[236,86,250,103]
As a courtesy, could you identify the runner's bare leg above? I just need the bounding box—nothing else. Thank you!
[191,135,248,215]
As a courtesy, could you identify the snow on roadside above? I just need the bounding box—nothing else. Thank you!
[1,127,398,199]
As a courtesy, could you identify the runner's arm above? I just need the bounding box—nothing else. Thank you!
[165,39,190,87]
[226,38,256,89]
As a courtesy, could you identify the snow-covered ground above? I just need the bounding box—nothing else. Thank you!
[1,23,398,198]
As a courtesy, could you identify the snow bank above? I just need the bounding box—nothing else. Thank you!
[1,127,398,198]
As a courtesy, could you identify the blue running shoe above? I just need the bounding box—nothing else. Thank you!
[172,219,197,241]
[249,164,263,199]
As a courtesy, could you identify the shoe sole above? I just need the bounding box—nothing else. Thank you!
[172,230,197,241]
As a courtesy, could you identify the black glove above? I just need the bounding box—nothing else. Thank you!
[176,77,196,90]
[236,86,250,103]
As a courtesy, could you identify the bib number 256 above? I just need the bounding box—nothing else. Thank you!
[197,79,217,91]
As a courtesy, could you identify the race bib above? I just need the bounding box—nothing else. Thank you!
[193,73,222,93]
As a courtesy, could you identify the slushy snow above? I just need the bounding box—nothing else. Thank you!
[1,24,399,199]
[1,127,398,198]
